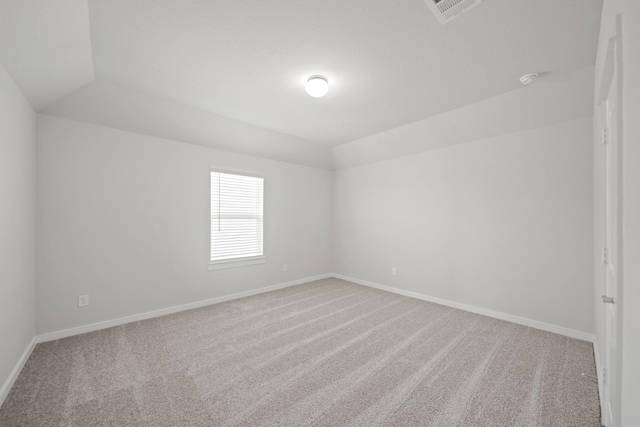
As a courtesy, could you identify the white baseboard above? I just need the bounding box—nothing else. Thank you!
[0,336,37,409]
[36,273,332,343]
[333,274,595,342]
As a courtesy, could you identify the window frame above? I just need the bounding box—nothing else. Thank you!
[208,167,266,271]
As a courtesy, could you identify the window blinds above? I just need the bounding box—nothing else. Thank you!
[211,171,264,262]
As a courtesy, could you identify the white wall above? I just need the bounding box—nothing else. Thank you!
[0,65,36,396]
[620,4,640,424]
[594,1,640,425]
[333,117,594,335]
[36,115,332,334]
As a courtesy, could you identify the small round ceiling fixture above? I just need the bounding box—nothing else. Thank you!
[305,75,329,97]
[519,73,539,85]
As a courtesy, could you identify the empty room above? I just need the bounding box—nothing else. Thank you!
[1,0,639,426]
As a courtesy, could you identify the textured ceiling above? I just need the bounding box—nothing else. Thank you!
[86,0,603,145]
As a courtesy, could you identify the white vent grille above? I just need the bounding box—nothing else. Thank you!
[426,0,483,24]
[436,0,463,13]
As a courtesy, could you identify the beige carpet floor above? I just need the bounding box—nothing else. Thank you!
[0,278,601,426]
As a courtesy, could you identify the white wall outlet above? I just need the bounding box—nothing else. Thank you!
[78,295,89,307]
[391,267,397,276]
[283,264,288,272]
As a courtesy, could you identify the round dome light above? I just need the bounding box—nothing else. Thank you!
[305,75,329,97]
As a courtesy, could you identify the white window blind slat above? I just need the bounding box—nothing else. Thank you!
[211,171,264,262]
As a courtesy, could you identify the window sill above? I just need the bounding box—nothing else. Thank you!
[208,256,266,271]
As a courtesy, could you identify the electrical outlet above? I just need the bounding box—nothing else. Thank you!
[391,267,397,276]
[78,295,89,307]
[283,264,288,272]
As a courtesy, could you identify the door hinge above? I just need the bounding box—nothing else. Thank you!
[602,295,615,304]
[602,247,609,264]
[602,128,608,145]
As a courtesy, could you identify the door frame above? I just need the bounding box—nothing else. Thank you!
[596,14,624,427]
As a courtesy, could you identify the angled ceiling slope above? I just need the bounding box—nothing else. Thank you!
[1,0,603,167]
[43,81,334,170]
[0,0,94,110]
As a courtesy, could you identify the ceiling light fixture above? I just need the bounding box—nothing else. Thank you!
[305,75,329,97]
[519,73,539,85]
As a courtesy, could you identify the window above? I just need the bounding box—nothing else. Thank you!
[209,170,264,270]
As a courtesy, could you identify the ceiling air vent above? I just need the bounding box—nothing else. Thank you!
[425,0,483,24]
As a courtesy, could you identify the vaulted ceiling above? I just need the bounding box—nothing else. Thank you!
[1,0,602,154]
